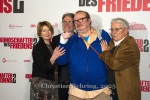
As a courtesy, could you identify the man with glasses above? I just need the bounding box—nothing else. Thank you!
[57,10,111,100]
[99,18,141,100]
[51,13,75,100]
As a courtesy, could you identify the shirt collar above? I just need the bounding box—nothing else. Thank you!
[114,35,127,46]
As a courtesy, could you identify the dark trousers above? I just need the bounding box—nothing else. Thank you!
[109,46,118,100]
[107,69,118,100]
[58,82,70,100]
[111,87,118,100]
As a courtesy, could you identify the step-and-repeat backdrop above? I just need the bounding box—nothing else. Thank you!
[0,0,150,100]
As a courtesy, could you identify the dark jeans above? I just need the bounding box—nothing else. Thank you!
[107,69,118,100]
[58,82,70,100]
[111,88,118,100]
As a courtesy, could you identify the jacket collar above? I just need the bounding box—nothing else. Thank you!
[110,35,131,49]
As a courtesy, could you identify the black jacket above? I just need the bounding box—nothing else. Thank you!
[51,34,70,83]
[32,37,55,80]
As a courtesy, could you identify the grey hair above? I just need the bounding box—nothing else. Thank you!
[111,18,129,29]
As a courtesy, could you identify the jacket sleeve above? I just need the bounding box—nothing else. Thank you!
[51,34,60,49]
[56,41,70,65]
[32,48,54,73]
[99,44,137,71]
[101,29,111,44]
[56,34,76,65]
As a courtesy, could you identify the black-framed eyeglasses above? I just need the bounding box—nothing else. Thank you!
[62,21,73,24]
[74,17,87,24]
[109,28,124,32]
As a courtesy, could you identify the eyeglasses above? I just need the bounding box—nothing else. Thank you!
[74,17,87,24]
[62,21,73,24]
[109,28,124,32]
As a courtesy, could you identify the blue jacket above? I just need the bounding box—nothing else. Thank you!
[57,29,111,91]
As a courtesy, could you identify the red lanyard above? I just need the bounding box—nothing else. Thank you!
[80,36,99,55]
[80,36,108,69]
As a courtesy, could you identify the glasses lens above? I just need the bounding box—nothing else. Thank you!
[74,17,87,24]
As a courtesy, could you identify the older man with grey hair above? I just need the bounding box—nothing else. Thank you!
[99,18,141,100]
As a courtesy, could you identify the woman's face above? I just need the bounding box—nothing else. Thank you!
[40,25,52,41]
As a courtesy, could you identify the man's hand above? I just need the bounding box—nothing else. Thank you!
[62,32,72,39]
[100,40,110,52]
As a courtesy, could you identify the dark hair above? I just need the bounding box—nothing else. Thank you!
[62,13,75,21]
[75,10,91,25]
[75,10,90,19]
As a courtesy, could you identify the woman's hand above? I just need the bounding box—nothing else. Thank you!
[50,46,65,64]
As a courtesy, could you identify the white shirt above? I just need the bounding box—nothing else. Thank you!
[114,35,127,46]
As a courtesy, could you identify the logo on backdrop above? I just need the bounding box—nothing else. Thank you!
[0,73,16,83]
[135,39,149,52]
[78,0,150,12]
[129,22,149,52]
[2,58,17,63]
[0,0,24,13]
[30,24,37,28]
[141,80,150,92]
[30,23,59,28]
[9,24,23,29]
[24,60,31,62]
[129,22,147,30]
[25,74,32,79]
[0,37,37,49]
[53,23,59,28]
